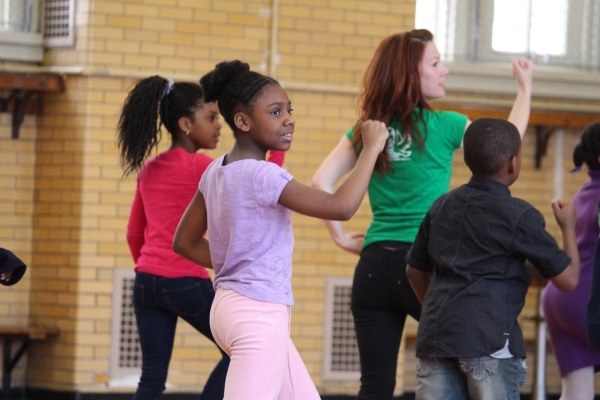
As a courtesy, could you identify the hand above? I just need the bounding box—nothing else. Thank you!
[336,232,365,255]
[512,58,533,91]
[361,119,389,154]
[0,270,13,282]
[552,199,576,231]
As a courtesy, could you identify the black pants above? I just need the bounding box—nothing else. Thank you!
[351,241,422,400]
[132,272,229,400]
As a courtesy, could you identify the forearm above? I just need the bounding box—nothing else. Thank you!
[330,147,380,220]
[406,265,431,304]
[126,235,144,263]
[508,85,532,138]
[323,219,347,246]
[562,226,580,281]
[172,237,213,269]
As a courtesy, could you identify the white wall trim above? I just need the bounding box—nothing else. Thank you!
[445,62,600,101]
[0,64,597,109]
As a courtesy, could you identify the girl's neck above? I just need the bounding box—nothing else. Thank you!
[226,141,267,164]
[171,134,199,154]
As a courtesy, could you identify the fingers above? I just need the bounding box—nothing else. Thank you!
[551,198,562,208]
[512,58,533,70]
[0,271,13,281]
[348,232,365,240]
[361,119,389,152]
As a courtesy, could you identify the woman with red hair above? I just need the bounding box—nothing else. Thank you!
[312,29,533,399]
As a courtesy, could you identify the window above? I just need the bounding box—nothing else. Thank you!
[416,0,600,70]
[0,0,43,62]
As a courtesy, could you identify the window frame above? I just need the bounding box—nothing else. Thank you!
[417,0,600,100]
[0,0,43,63]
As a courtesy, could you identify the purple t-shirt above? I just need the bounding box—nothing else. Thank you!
[199,155,295,305]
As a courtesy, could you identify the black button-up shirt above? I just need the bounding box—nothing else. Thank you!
[407,176,570,358]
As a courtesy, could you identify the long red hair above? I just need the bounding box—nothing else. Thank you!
[353,29,434,174]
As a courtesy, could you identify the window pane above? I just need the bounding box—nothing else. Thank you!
[415,0,450,58]
[492,0,568,56]
[530,0,567,55]
[492,0,530,53]
[416,0,438,31]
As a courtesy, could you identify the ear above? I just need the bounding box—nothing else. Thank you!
[234,112,251,132]
[507,155,517,175]
[178,116,192,135]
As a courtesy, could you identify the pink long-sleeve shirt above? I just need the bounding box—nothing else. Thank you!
[127,148,284,279]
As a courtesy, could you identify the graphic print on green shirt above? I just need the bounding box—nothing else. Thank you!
[346,109,468,247]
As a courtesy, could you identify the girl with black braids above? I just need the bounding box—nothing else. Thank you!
[542,122,600,400]
[173,60,389,400]
[118,76,283,400]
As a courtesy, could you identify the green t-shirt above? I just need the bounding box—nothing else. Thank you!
[346,109,468,247]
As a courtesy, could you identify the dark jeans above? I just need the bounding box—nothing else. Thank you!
[132,272,229,400]
[351,241,422,400]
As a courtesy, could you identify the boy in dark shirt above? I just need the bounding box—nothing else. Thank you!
[406,118,581,400]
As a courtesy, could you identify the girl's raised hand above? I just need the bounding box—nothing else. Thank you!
[361,119,389,154]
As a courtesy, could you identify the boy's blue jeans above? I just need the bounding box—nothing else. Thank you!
[132,272,229,400]
[415,356,527,400]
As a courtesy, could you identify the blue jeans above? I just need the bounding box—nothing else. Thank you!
[415,356,527,400]
[351,242,422,399]
[132,272,229,400]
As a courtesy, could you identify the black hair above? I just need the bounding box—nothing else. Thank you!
[117,75,204,177]
[463,118,521,177]
[199,60,278,132]
[573,122,600,171]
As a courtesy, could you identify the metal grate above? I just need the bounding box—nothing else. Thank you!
[43,0,74,47]
[110,269,142,385]
[322,277,361,380]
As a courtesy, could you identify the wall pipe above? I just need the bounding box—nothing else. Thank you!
[269,0,280,79]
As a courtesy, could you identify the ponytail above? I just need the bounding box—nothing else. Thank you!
[117,76,205,177]
[578,122,600,171]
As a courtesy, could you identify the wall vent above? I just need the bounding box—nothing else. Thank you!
[109,268,141,387]
[322,277,361,381]
[42,0,74,47]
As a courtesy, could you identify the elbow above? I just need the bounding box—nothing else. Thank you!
[556,263,581,293]
[564,271,581,293]
[332,204,358,221]
[311,175,325,190]
[172,238,185,257]
[337,208,355,221]
[561,279,578,293]
[406,265,417,284]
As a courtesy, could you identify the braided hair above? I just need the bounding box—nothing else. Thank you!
[199,60,278,132]
[573,122,600,171]
[117,76,205,177]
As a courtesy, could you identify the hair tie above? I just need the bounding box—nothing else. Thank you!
[161,78,174,100]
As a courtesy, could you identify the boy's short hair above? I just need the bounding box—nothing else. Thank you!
[463,118,521,176]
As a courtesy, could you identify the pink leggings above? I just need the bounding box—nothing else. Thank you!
[210,288,321,400]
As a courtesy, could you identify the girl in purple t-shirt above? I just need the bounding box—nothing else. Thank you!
[173,60,389,400]
[542,122,600,400]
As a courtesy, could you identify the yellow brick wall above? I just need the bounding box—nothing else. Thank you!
[0,113,36,388]
[0,0,595,396]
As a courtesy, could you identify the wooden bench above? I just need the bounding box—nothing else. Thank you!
[0,326,59,397]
